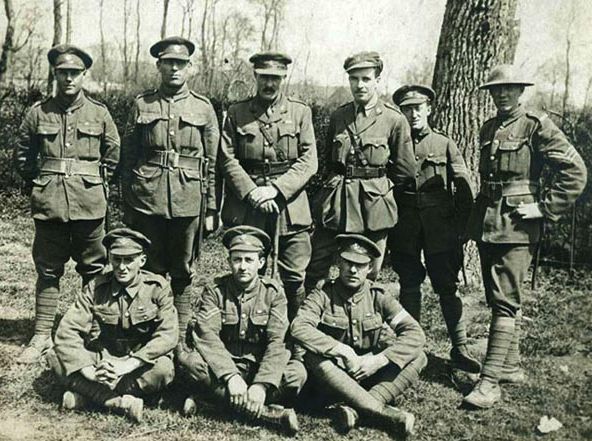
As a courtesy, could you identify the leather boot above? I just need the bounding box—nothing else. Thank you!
[62,390,88,410]
[258,404,299,435]
[399,286,422,322]
[17,334,53,365]
[450,345,482,374]
[284,281,305,322]
[183,395,198,416]
[462,377,501,409]
[332,404,359,433]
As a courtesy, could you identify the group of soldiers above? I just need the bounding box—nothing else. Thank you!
[13,36,587,437]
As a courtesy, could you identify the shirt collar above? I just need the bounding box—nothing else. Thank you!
[496,104,524,127]
[55,91,85,113]
[159,83,190,101]
[111,272,142,299]
[336,279,369,304]
[230,276,261,301]
[354,93,379,116]
[413,125,432,140]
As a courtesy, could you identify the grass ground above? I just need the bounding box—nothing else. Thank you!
[0,191,590,440]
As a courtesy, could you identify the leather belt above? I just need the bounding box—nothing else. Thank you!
[396,190,449,207]
[480,180,539,200]
[147,150,202,170]
[39,157,101,176]
[241,159,296,176]
[330,163,386,179]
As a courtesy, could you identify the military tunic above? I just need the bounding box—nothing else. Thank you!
[179,274,306,399]
[52,270,178,394]
[306,99,415,287]
[219,93,317,318]
[16,92,120,281]
[121,84,219,326]
[389,126,473,294]
[469,106,587,316]
[290,279,426,404]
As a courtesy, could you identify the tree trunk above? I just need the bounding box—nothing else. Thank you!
[65,0,72,44]
[122,0,130,83]
[0,0,15,84]
[99,0,107,94]
[47,0,63,94]
[134,0,141,82]
[431,0,520,280]
[161,0,170,39]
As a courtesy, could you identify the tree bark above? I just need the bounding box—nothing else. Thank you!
[65,0,72,44]
[134,0,141,82]
[161,0,170,38]
[431,0,521,280]
[99,0,107,94]
[47,0,63,94]
[0,0,15,84]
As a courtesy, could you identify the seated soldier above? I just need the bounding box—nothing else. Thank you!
[47,228,178,422]
[291,234,427,436]
[177,226,306,435]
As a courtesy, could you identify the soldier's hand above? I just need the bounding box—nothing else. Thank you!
[514,202,544,220]
[333,343,362,373]
[352,354,390,382]
[95,360,118,387]
[248,186,278,207]
[227,374,248,411]
[79,366,98,382]
[245,383,266,418]
[258,200,280,214]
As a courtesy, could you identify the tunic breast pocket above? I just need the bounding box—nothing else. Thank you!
[248,312,269,344]
[361,313,383,348]
[36,123,61,156]
[236,125,259,159]
[178,114,205,152]
[331,134,349,164]
[421,154,447,186]
[277,123,300,159]
[498,138,530,176]
[221,312,239,342]
[130,303,160,334]
[93,305,120,326]
[319,313,349,341]
[77,122,103,159]
[137,112,166,148]
[361,137,389,165]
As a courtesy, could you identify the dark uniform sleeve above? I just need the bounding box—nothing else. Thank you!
[447,137,474,229]
[273,105,318,200]
[253,286,291,388]
[388,114,416,187]
[534,115,587,222]
[54,284,97,376]
[132,281,179,364]
[218,109,258,201]
[203,103,220,211]
[100,108,121,182]
[120,102,140,187]
[192,285,240,381]
[14,106,39,182]
[378,294,425,370]
[290,288,341,356]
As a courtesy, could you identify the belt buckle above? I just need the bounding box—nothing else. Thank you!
[167,151,179,169]
[345,165,354,179]
[64,158,74,177]
[262,161,271,175]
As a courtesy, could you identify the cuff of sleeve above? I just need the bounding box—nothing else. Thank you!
[64,357,96,377]
[129,351,155,366]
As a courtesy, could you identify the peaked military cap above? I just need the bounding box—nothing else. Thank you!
[479,64,534,89]
[393,84,436,107]
[343,51,383,74]
[150,36,195,60]
[249,52,292,76]
[48,44,93,70]
[223,226,271,255]
[336,234,382,264]
[103,228,151,256]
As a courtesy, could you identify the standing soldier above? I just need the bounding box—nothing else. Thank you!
[15,44,120,364]
[218,52,317,320]
[463,65,587,409]
[178,226,306,434]
[121,37,219,342]
[305,51,415,291]
[389,84,481,374]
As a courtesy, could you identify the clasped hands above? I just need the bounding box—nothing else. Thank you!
[334,343,389,382]
[226,374,267,418]
[80,356,143,390]
[247,186,280,214]
[513,202,544,220]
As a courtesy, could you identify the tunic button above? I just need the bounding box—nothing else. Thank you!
[240,330,245,335]
[415,155,419,160]
[67,126,72,131]
[489,173,494,177]
[493,140,499,146]
[169,130,175,136]
[256,310,263,314]
[143,315,148,319]
[170,114,175,118]
[490,155,495,160]
[332,322,337,326]
[428,153,433,157]
[345,179,352,184]
[241,313,246,318]
[415,173,420,177]
[353,336,358,341]
[222,318,226,323]
[125,312,130,317]
[65,142,71,148]
[352,319,357,324]
[349,148,355,155]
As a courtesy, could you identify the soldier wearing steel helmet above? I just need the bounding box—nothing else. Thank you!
[218,52,317,321]
[292,234,425,437]
[305,51,415,292]
[177,226,306,434]
[15,44,120,364]
[121,36,220,343]
[463,64,587,409]
[388,84,481,374]
[46,228,178,423]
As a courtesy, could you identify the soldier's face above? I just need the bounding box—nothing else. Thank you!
[489,85,524,113]
[228,250,266,286]
[110,253,147,286]
[348,67,380,106]
[255,74,284,101]
[157,59,191,88]
[401,102,431,131]
[338,257,371,290]
[54,68,86,97]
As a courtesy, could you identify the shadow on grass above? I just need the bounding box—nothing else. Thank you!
[0,318,34,345]
[32,368,63,405]
[421,352,458,389]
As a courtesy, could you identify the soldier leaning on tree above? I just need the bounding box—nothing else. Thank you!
[305,51,416,292]
[463,65,587,409]
[15,44,120,364]
[121,36,219,344]
[388,84,481,374]
[218,52,317,321]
